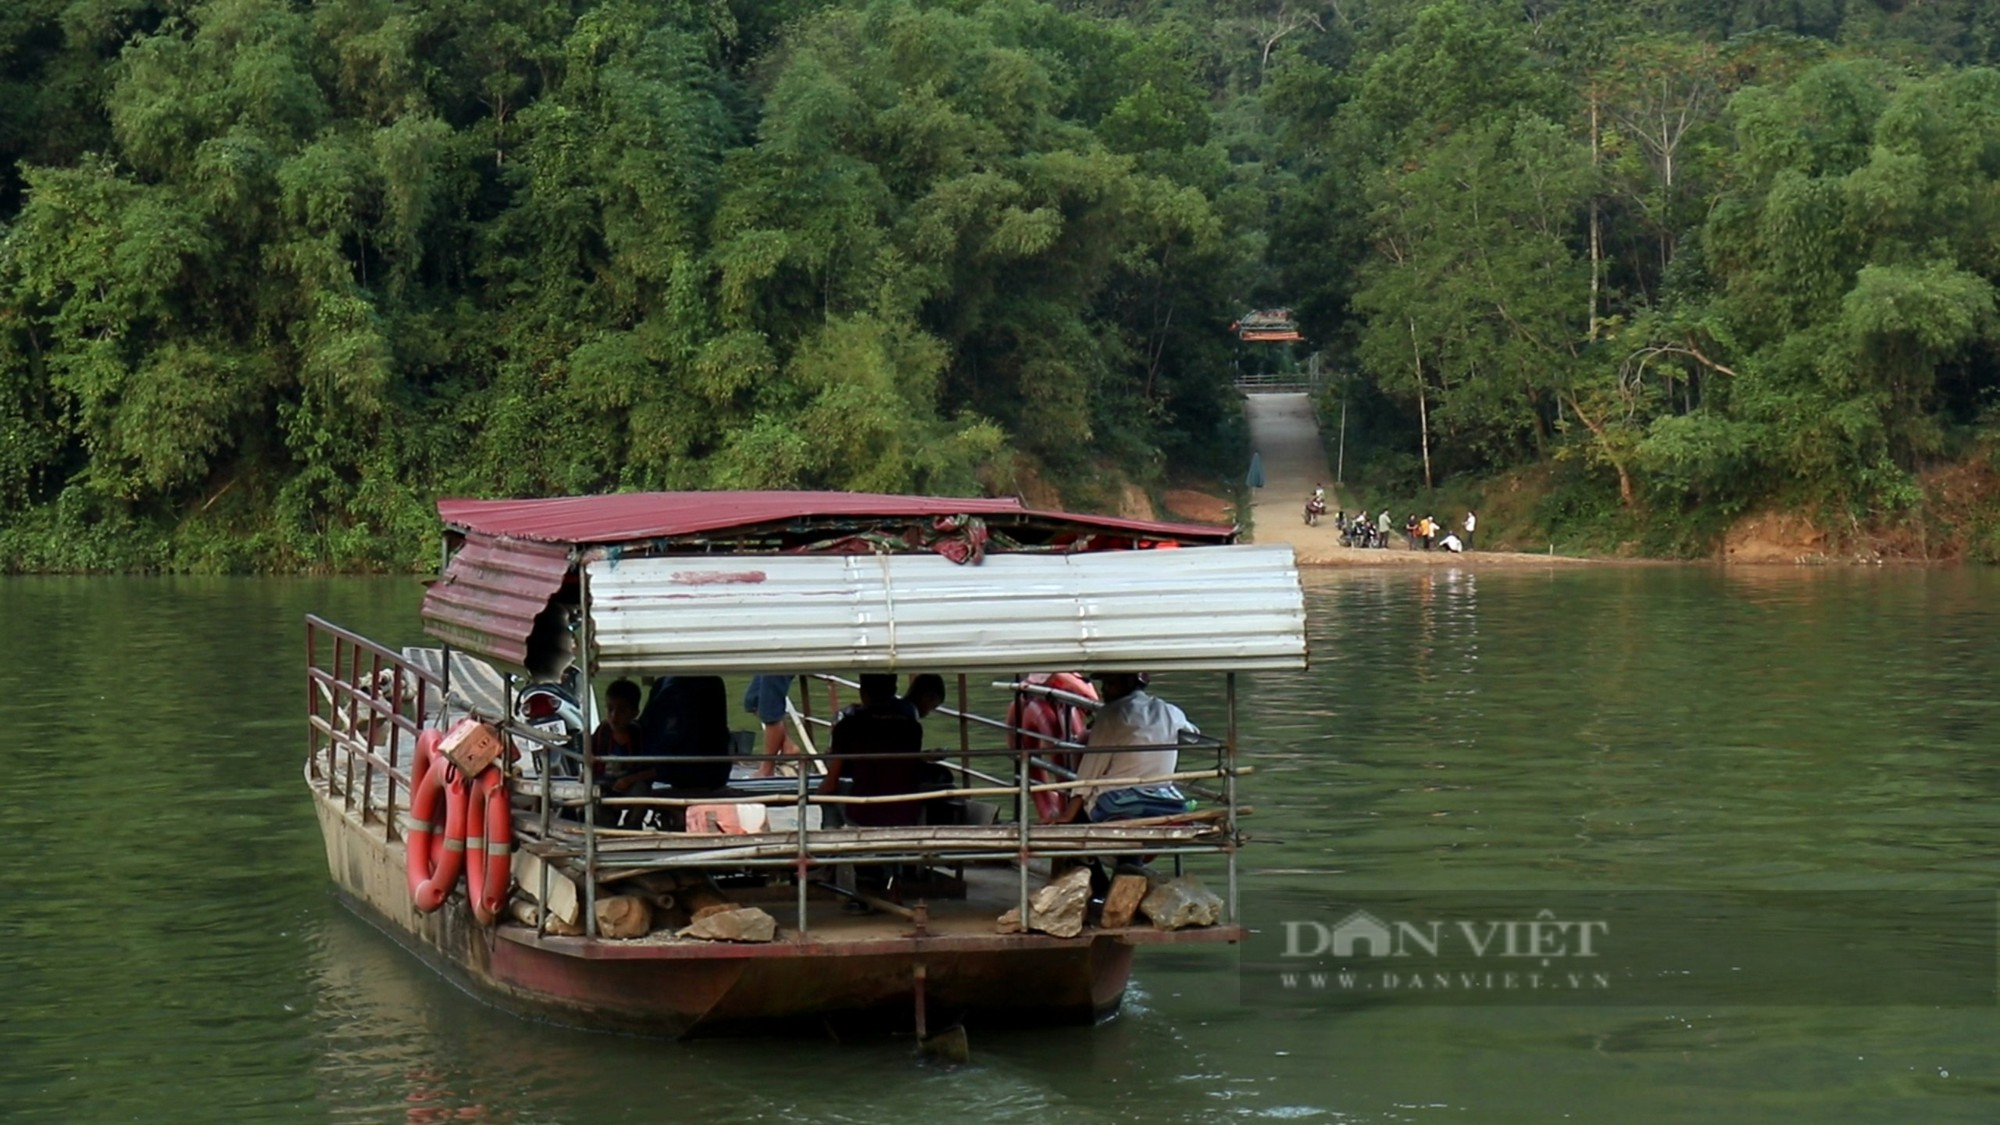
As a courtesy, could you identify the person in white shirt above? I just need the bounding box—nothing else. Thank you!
[1060,672,1197,823]
[1440,531,1464,553]
[1463,509,1477,550]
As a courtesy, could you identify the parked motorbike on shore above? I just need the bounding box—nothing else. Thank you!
[1341,521,1383,549]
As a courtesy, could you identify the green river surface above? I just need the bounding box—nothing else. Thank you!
[2,566,1996,1122]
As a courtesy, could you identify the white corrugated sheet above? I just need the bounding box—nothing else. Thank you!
[584,544,1306,673]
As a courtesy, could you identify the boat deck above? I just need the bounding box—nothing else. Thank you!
[499,865,1242,960]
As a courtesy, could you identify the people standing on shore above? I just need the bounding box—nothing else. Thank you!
[1404,514,1420,550]
[1463,510,1477,551]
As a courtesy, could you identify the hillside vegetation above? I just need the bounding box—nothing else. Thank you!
[5,1,2000,569]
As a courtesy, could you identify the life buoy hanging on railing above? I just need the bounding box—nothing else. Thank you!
[404,730,468,914]
[1007,673,1098,823]
[464,767,514,926]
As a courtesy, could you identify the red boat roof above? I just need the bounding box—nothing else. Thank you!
[435,490,1233,546]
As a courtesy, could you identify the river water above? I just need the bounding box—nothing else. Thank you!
[1,567,1995,1122]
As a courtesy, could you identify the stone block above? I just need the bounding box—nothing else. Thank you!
[1139,875,1223,931]
[677,905,777,943]
[993,866,1092,938]
[1100,874,1151,930]
[595,894,653,939]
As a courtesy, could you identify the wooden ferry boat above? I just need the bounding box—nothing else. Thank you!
[305,491,1305,1038]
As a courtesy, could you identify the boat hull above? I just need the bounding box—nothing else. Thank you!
[311,781,1232,1037]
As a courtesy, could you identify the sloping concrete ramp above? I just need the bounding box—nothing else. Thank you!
[1242,392,1578,566]
[1244,393,1348,556]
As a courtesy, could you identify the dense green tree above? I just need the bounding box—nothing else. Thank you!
[8,0,2000,569]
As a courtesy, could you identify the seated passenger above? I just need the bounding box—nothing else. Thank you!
[636,675,733,791]
[1060,672,1197,824]
[590,678,647,793]
[589,678,652,828]
[901,673,947,719]
[819,674,930,827]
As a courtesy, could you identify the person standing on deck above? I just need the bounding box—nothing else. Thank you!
[1059,673,1196,824]
[742,674,797,778]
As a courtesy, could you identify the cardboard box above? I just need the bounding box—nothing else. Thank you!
[441,717,505,776]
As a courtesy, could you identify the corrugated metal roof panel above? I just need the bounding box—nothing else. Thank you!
[584,545,1306,673]
[420,534,572,666]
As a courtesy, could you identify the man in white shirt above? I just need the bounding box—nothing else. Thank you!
[1060,672,1197,823]
[1463,509,1477,550]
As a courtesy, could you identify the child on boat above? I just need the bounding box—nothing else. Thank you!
[591,678,648,797]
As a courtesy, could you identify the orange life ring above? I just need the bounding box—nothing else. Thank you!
[1006,673,1098,823]
[464,767,514,926]
[404,730,440,900]
[405,732,468,914]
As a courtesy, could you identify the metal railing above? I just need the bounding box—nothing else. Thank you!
[1233,370,1321,394]
[306,615,442,838]
[306,619,1247,942]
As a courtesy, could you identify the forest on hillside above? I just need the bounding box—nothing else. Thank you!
[4,0,2000,570]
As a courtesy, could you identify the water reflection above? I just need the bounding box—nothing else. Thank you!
[301,904,1283,1122]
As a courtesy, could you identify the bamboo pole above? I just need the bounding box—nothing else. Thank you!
[586,835,1224,867]
[556,840,1224,868]
[548,816,1236,849]
[569,766,1239,810]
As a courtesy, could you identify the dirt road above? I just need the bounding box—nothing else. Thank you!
[1242,392,1583,567]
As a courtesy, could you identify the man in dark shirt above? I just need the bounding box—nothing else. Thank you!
[819,674,930,827]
